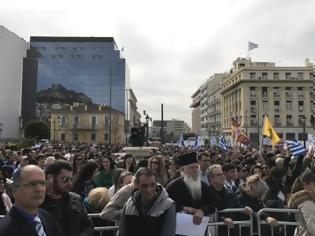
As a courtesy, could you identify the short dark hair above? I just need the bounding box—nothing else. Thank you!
[12,167,23,186]
[45,160,73,177]
[301,172,315,185]
[134,168,155,183]
[222,163,236,172]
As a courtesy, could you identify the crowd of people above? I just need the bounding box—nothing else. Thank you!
[0,142,314,236]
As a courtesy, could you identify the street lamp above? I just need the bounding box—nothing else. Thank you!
[301,116,306,148]
[143,110,152,146]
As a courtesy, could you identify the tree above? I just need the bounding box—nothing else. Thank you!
[24,121,50,140]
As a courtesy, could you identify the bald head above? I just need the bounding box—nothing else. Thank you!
[13,165,45,186]
[13,165,47,214]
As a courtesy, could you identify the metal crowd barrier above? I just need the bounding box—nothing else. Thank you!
[88,213,119,236]
[207,208,253,236]
[256,208,302,236]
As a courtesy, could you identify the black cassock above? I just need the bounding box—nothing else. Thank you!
[166,177,215,236]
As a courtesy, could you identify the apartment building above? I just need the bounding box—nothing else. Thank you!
[221,57,314,146]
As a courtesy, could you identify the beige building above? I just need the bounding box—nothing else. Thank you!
[128,89,141,128]
[50,103,124,144]
[208,73,230,138]
[151,119,191,141]
[190,86,202,133]
[221,57,314,146]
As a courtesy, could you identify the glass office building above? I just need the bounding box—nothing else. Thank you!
[28,37,130,120]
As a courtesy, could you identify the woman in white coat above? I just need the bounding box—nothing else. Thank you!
[289,172,315,236]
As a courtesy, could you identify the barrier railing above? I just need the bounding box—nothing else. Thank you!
[88,213,119,236]
[256,208,302,236]
[207,208,253,236]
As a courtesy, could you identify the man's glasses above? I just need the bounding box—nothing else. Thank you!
[62,176,72,183]
[15,180,48,188]
[151,161,159,165]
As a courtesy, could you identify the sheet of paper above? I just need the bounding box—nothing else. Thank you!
[176,212,209,236]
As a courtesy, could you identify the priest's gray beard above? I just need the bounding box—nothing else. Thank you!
[183,173,202,201]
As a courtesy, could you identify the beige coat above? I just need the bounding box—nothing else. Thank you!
[288,190,315,236]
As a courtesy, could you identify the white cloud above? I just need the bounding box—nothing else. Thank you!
[1,0,315,127]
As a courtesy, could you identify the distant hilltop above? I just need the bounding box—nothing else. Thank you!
[37,84,93,104]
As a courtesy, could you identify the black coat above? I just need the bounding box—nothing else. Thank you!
[0,207,61,236]
[40,192,94,236]
[166,177,215,215]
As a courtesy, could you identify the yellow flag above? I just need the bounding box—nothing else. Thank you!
[262,115,280,146]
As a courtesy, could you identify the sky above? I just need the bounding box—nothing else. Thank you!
[1,0,315,127]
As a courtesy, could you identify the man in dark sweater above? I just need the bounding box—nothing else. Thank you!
[119,168,176,236]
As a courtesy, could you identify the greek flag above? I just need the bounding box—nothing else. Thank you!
[286,140,306,157]
[193,134,201,150]
[219,136,227,151]
[248,41,258,51]
[177,134,184,147]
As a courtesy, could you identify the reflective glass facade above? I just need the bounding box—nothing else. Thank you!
[29,37,129,114]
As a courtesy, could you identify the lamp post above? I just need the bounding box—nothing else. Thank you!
[301,116,306,148]
[143,110,152,146]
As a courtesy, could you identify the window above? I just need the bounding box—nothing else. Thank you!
[298,133,307,141]
[61,133,66,141]
[105,115,109,130]
[274,87,280,97]
[298,115,306,125]
[286,101,292,110]
[262,72,267,80]
[286,115,293,126]
[250,73,256,80]
[74,116,79,128]
[250,101,256,113]
[104,133,109,141]
[298,87,304,97]
[274,101,280,112]
[310,73,314,79]
[250,87,256,96]
[91,116,97,129]
[91,133,96,141]
[60,115,67,126]
[286,73,291,79]
[262,87,268,97]
[298,101,304,112]
[273,73,279,80]
[250,115,257,125]
[286,87,292,97]
[286,133,295,140]
[262,101,268,111]
[297,72,304,80]
[73,133,79,141]
[275,115,281,126]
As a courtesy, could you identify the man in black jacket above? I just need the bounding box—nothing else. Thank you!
[0,165,61,236]
[40,160,93,236]
[167,152,215,236]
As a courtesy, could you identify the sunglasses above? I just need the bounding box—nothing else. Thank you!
[61,176,72,183]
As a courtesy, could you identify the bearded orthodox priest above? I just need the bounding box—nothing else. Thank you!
[166,152,215,235]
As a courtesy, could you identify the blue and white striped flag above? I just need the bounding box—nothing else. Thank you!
[219,136,227,151]
[193,134,201,150]
[286,140,306,157]
[177,134,184,147]
[248,41,258,51]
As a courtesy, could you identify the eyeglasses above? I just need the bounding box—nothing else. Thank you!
[15,180,48,188]
[262,166,269,170]
[151,161,159,165]
[61,176,72,183]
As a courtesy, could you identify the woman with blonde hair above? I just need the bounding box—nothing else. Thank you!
[289,172,315,236]
[84,187,114,236]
